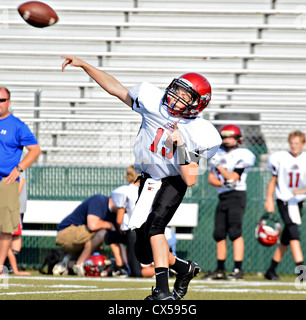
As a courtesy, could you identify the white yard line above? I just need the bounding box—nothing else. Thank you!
[7,276,297,286]
[2,276,305,298]
[192,287,306,295]
[0,287,148,296]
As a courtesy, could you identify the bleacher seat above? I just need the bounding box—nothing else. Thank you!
[1,0,305,165]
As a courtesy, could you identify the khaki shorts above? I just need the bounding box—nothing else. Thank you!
[0,181,20,233]
[56,224,96,256]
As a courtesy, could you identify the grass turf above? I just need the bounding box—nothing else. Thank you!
[1,270,305,301]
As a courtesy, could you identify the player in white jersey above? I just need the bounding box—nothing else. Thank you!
[111,165,177,277]
[112,166,140,233]
[264,131,306,281]
[61,56,221,300]
[202,124,255,281]
[111,165,155,278]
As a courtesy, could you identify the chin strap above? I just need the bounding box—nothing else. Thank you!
[220,142,239,152]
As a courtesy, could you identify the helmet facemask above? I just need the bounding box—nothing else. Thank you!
[163,78,203,118]
[220,136,241,151]
[220,125,242,151]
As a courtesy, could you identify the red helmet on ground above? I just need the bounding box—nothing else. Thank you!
[255,213,281,247]
[163,72,211,118]
[83,253,111,277]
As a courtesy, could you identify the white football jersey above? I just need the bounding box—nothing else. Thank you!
[211,147,256,194]
[111,183,139,231]
[267,150,306,202]
[129,82,222,179]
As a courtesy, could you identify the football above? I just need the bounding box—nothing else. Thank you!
[18,1,59,28]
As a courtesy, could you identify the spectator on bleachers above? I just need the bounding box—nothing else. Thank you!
[264,131,306,281]
[55,194,118,276]
[0,87,41,276]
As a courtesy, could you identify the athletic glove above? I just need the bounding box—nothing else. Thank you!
[222,179,236,188]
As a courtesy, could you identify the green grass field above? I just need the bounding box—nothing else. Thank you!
[1,271,305,301]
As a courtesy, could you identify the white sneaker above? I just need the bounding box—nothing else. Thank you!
[73,263,85,276]
[53,263,68,276]
[52,254,71,276]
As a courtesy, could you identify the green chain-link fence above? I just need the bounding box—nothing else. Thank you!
[19,165,305,275]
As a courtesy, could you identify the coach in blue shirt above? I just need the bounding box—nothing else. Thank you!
[0,87,41,275]
[56,194,117,276]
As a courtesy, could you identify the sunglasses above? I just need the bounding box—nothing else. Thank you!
[0,98,9,102]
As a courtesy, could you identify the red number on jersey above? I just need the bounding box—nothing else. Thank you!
[150,128,176,159]
[289,172,300,188]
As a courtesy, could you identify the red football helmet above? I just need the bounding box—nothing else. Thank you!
[163,72,211,118]
[83,253,111,277]
[255,213,281,247]
[219,124,242,142]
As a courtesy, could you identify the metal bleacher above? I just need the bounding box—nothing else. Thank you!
[1,0,306,166]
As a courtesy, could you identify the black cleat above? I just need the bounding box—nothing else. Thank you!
[227,268,244,281]
[202,269,227,280]
[112,265,129,278]
[172,261,200,300]
[145,287,175,300]
[265,269,281,281]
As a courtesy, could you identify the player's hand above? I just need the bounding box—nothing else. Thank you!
[167,121,184,146]
[222,179,236,188]
[293,188,303,195]
[61,56,84,72]
[109,222,116,231]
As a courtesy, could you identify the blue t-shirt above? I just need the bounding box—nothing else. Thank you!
[0,114,38,179]
[57,194,112,231]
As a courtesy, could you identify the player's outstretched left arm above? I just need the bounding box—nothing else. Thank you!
[61,56,132,108]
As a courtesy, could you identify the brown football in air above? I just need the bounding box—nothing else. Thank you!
[18,1,59,28]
